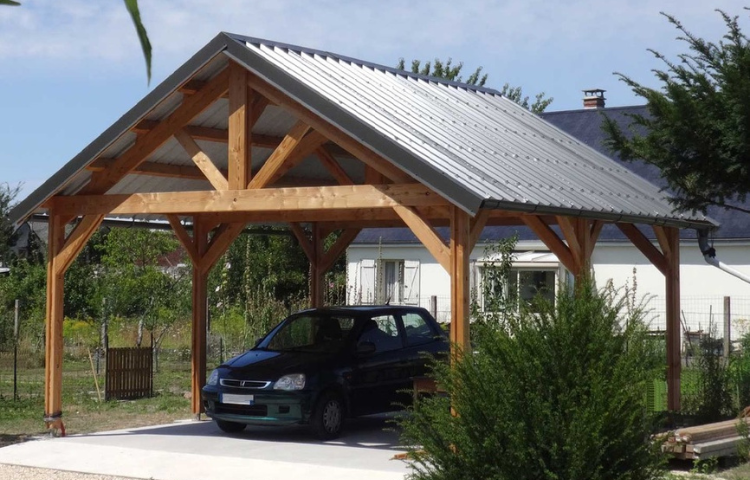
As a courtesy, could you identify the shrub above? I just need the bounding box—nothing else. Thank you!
[399,278,663,480]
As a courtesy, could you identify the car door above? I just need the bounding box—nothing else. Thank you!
[349,313,407,415]
[397,310,448,389]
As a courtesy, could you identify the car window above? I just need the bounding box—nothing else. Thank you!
[266,314,354,353]
[402,312,436,347]
[358,314,403,353]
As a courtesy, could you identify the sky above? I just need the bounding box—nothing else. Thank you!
[0,0,747,202]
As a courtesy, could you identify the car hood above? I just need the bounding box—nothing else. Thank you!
[222,349,329,379]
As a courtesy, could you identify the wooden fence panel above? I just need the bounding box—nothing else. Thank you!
[105,347,153,401]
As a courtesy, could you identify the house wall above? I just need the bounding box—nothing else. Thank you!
[347,240,750,339]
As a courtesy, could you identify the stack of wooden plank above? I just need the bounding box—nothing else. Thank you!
[661,417,750,460]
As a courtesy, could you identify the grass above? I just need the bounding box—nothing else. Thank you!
[0,354,203,447]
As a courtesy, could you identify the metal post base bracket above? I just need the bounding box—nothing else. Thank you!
[44,413,66,437]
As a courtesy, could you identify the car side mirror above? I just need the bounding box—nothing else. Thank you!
[356,341,376,356]
[253,336,264,348]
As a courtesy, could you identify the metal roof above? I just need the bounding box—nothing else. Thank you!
[10,33,717,231]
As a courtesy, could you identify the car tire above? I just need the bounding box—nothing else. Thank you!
[311,391,344,440]
[216,419,246,434]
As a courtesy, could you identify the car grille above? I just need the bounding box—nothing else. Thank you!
[216,403,268,417]
[220,379,271,389]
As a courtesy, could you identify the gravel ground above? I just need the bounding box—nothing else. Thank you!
[0,464,135,480]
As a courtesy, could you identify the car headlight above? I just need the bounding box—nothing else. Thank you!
[207,369,219,386]
[273,373,306,391]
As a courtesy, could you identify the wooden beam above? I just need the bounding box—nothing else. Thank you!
[201,205,450,225]
[56,215,105,275]
[310,223,325,307]
[200,223,245,274]
[248,122,328,189]
[289,223,315,262]
[44,214,66,432]
[49,183,449,216]
[228,61,251,189]
[316,148,354,185]
[616,223,668,276]
[83,68,230,195]
[246,71,413,184]
[174,129,228,191]
[394,205,450,272]
[653,226,673,262]
[469,209,490,251]
[664,227,681,411]
[450,206,471,352]
[167,215,198,264]
[556,216,582,270]
[320,228,362,273]
[589,220,604,258]
[191,218,208,416]
[522,216,577,275]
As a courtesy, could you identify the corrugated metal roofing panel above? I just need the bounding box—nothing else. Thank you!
[231,36,713,227]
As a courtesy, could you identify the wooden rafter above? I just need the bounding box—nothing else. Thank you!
[82,68,230,195]
[56,215,105,274]
[132,122,283,148]
[617,223,668,276]
[174,129,228,190]
[522,216,577,274]
[248,122,328,189]
[589,220,604,258]
[469,209,490,251]
[316,148,354,185]
[166,215,198,264]
[48,183,448,216]
[246,71,413,184]
[653,226,673,262]
[394,205,450,272]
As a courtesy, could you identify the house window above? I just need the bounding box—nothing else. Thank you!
[381,260,402,304]
[478,267,557,313]
[355,259,419,305]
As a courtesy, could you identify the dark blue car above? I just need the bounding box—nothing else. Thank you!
[201,305,448,439]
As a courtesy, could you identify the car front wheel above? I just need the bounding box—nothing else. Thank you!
[311,391,344,440]
[216,419,246,433]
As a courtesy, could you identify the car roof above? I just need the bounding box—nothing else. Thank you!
[295,305,429,316]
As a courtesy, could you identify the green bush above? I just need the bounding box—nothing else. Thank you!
[399,278,663,480]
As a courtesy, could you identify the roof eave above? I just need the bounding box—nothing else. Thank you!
[480,199,719,230]
[9,33,232,228]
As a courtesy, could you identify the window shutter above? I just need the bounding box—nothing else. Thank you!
[359,259,376,304]
[403,260,420,305]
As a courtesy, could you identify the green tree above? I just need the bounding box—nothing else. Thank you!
[397,58,553,113]
[0,183,20,266]
[3,1,151,83]
[604,9,750,215]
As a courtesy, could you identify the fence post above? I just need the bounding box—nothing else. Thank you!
[724,296,731,359]
[13,299,19,401]
[430,295,437,319]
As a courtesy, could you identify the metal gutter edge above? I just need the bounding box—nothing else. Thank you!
[221,34,483,216]
[9,34,231,228]
[480,199,719,231]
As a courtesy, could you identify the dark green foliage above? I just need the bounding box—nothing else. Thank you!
[681,325,733,423]
[123,0,151,83]
[0,184,20,267]
[396,58,553,113]
[731,333,750,410]
[399,278,663,480]
[604,9,750,215]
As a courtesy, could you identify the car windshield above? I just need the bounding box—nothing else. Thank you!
[264,314,356,353]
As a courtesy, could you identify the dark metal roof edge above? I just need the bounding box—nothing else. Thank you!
[9,34,231,227]
[223,34,483,215]
[223,32,504,97]
[480,200,719,230]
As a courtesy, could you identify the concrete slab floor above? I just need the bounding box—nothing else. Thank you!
[0,415,411,480]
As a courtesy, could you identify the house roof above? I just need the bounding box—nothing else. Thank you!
[11,33,715,232]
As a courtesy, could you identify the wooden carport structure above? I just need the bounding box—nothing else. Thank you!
[10,33,716,433]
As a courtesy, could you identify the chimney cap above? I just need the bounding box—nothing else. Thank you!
[582,88,606,96]
[582,88,606,109]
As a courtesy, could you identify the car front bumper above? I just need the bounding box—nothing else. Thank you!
[201,387,314,426]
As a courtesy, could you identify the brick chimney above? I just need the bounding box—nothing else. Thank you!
[583,89,606,109]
